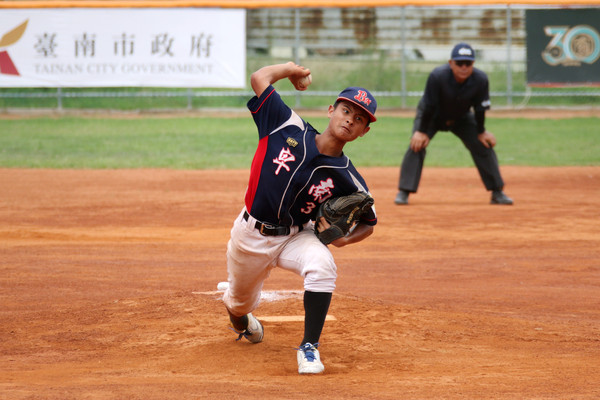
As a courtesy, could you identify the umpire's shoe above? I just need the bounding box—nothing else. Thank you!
[297,342,324,374]
[394,190,409,205]
[231,313,264,343]
[491,190,514,205]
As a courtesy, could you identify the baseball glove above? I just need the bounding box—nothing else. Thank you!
[315,191,374,245]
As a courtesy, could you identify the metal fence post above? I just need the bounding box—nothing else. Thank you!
[294,8,301,108]
[57,87,63,111]
[506,5,513,106]
[401,6,407,108]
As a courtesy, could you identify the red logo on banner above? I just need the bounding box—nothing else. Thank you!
[0,20,29,76]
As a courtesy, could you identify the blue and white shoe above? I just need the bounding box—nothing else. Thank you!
[297,342,324,374]
[232,313,264,344]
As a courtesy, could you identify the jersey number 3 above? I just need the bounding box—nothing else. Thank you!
[301,202,316,214]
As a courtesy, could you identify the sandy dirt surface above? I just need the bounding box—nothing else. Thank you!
[1,166,599,399]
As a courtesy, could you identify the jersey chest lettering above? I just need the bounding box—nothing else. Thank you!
[270,136,301,175]
[308,178,335,202]
[300,177,336,214]
[273,147,296,175]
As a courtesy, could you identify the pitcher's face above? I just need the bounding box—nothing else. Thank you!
[327,100,370,142]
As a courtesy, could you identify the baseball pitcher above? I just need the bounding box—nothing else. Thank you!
[222,62,378,374]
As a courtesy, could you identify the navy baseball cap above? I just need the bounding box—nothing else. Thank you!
[451,42,476,61]
[336,86,377,122]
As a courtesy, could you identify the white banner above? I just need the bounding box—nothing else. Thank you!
[0,8,246,88]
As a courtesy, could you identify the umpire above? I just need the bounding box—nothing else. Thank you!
[395,42,513,205]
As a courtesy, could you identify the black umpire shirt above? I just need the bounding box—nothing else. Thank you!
[418,64,491,135]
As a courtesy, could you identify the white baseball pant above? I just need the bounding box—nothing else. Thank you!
[223,208,337,317]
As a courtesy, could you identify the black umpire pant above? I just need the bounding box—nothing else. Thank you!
[398,104,505,193]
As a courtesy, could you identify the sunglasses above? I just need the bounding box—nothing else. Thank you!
[455,60,473,67]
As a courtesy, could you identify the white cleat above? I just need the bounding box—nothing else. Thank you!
[297,342,324,374]
[233,313,264,344]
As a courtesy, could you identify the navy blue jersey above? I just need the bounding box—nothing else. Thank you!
[418,64,491,132]
[245,85,377,228]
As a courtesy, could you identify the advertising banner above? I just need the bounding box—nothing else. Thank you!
[0,8,246,88]
[526,8,600,86]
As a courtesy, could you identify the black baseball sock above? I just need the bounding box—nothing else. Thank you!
[227,309,249,332]
[301,291,332,346]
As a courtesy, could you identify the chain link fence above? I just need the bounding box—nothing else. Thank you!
[1,6,599,112]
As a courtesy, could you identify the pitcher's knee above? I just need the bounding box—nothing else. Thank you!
[302,258,337,292]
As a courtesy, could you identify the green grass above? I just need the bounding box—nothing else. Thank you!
[341,117,600,167]
[0,115,598,169]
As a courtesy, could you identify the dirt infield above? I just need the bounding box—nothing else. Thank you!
[1,166,599,399]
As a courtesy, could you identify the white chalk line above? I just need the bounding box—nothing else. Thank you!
[193,289,303,302]
[192,289,337,322]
